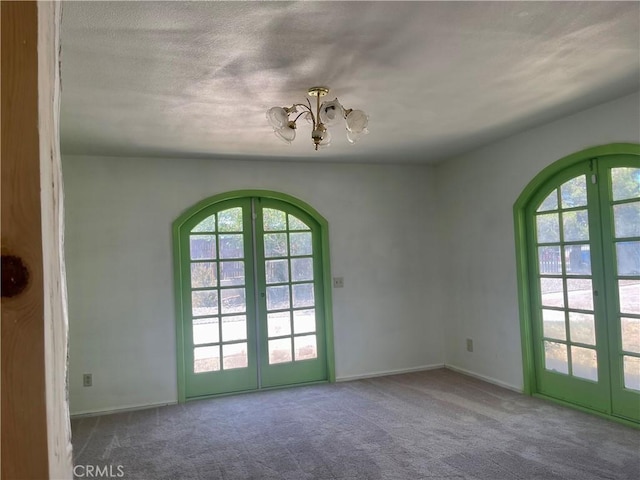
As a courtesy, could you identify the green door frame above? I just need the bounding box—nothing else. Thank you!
[513,143,640,425]
[173,190,336,402]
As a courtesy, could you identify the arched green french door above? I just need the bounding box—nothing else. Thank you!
[174,193,333,400]
[519,148,639,423]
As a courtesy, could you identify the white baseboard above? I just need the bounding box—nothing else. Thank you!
[336,363,445,382]
[444,364,523,393]
[70,400,178,419]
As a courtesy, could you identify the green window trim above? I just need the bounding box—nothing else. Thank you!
[173,190,336,402]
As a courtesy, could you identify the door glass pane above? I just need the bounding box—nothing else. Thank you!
[190,235,216,260]
[192,290,218,317]
[193,317,219,345]
[288,214,309,230]
[265,259,289,284]
[536,213,560,243]
[194,346,220,373]
[220,288,246,314]
[267,311,291,337]
[290,232,312,256]
[291,257,314,282]
[263,208,286,231]
[542,309,565,340]
[222,343,248,369]
[219,234,244,259]
[192,214,216,233]
[540,278,564,308]
[616,242,640,276]
[568,312,596,346]
[537,189,558,212]
[562,210,589,242]
[613,202,640,239]
[621,317,640,354]
[619,280,640,315]
[292,283,315,308]
[544,341,569,374]
[221,315,247,342]
[219,261,245,286]
[293,309,316,334]
[623,356,640,391]
[191,262,217,288]
[538,246,562,274]
[294,335,317,361]
[266,285,290,310]
[571,346,598,382]
[560,175,587,208]
[611,167,640,201]
[218,208,242,232]
[564,245,591,275]
[567,279,593,311]
[268,338,292,364]
[264,233,288,258]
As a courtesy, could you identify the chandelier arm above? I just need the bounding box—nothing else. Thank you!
[292,111,310,123]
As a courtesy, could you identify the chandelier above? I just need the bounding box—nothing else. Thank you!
[266,87,369,150]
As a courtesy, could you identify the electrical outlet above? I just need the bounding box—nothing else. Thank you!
[83,373,92,387]
[466,338,473,352]
[333,277,344,288]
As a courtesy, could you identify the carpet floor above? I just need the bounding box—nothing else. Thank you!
[71,369,640,480]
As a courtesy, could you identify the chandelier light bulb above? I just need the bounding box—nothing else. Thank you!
[319,98,344,126]
[274,122,296,144]
[345,109,369,134]
[266,106,289,130]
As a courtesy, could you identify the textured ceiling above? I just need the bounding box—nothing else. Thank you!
[60,1,640,163]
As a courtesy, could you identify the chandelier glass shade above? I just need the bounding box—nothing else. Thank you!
[267,87,369,150]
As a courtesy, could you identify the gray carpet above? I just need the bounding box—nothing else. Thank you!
[71,369,640,480]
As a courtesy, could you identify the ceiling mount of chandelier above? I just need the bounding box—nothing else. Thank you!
[266,87,369,150]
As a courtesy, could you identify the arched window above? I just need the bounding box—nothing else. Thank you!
[514,144,639,423]
[173,191,335,400]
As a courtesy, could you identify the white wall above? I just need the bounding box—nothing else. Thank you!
[63,157,444,414]
[436,92,640,390]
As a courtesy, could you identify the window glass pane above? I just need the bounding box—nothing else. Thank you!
[538,246,562,274]
[536,213,560,243]
[291,257,314,282]
[222,343,248,370]
[544,341,568,374]
[265,259,289,284]
[290,232,312,256]
[266,285,290,311]
[562,210,589,242]
[564,245,591,275]
[218,208,242,232]
[221,315,247,342]
[193,317,218,345]
[192,290,218,317]
[567,278,593,311]
[294,335,317,361]
[219,234,244,259]
[194,346,220,373]
[221,288,246,314]
[267,311,291,338]
[268,338,292,364]
[288,214,309,231]
[621,317,640,354]
[542,309,565,340]
[191,262,217,288]
[537,189,558,212]
[619,280,640,315]
[613,202,640,239]
[190,235,216,260]
[612,167,640,201]
[293,309,316,334]
[292,283,315,308]
[263,208,286,231]
[571,346,598,382]
[560,175,587,208]
[540,278,564,308]
[568,312,596,346]
[623,355,640,391]
[616,242,640,276]
[191,214,215,233]
[264,233,288,258]
[219,261,245,286]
